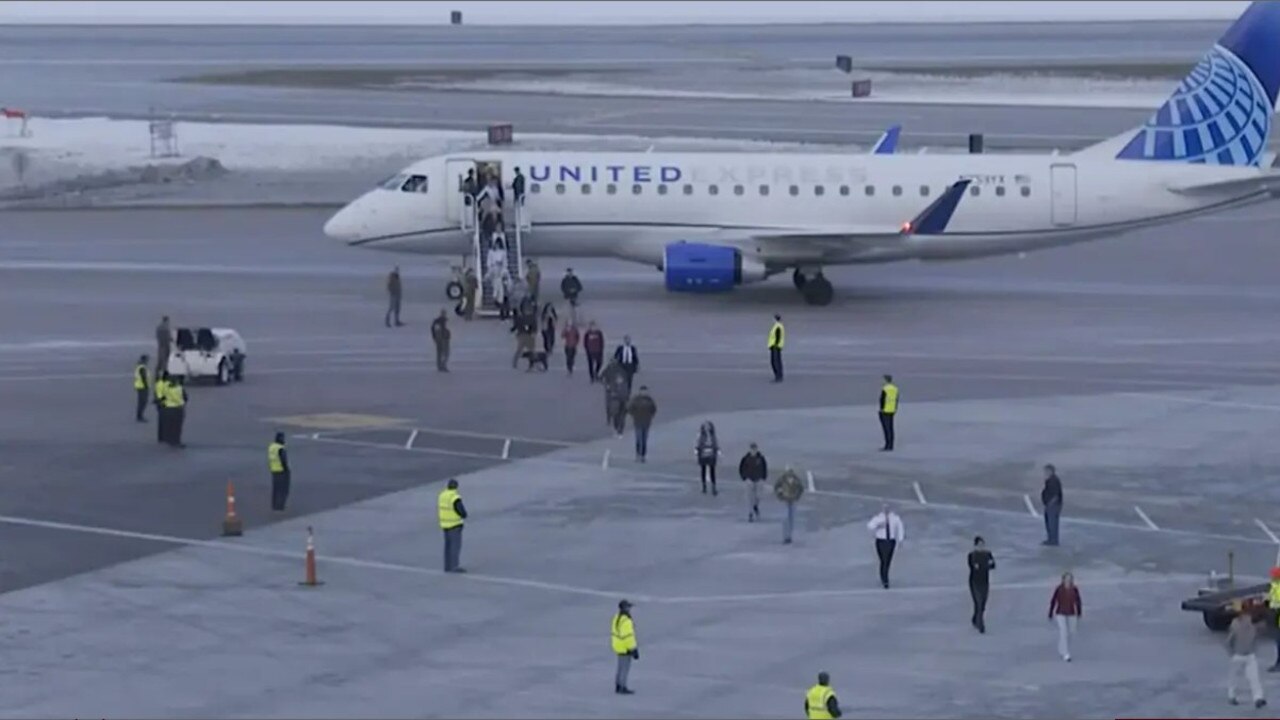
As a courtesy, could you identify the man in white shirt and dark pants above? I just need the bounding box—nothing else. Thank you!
[867,504,904,589]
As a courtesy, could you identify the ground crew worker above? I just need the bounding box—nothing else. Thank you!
[385,266,404,327]
[162,375,187,448]
[154,370,170,443]
[1267,567,1280,671]
[627,386,657,462]
[768,313,785,382]
[774,466,804,544]
[268,432,290,512]
[878,374,898,451]
[439,479,467,573]
[133,354,150,422]
[738,442,768,522]
[154,315,171,374]
[805,672,842,719]
[612,599,638,695]
[431,309,451,372]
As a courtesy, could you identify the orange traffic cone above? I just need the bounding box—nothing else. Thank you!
[299,525,323,587]
[221,481,243,537]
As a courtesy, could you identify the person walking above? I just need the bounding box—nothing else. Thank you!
[878,374,898,451]
[154,370,170,443]
[695,421,720,496]
[268,432,291,512]
[767,314,785,382]
[462,267,478,321]
[386,266,404,327]
[1041,464,1064,546]
[613,335,640,393]
[738,442,768,522]
[561,267,583,306]
[867,503,904,589]
[541,304,558,355]
[1048,572,1082,661]
[774,466,804,544]
[133,354,150,422]
[431,309,451,372]
[967,536,996,633]
[1267,567,1280,671]
[526,258,542,302]
[562,321,580,375]
[1227,602,1268,709]
[584,321,606,383]
[805,672,842,719]
[602,359,630,436]
[162,375,188,448]
[511,311,537,370]
[154,315,171,374]
[611,600,639,695]
[438,479,467,573]
[512,166,526,206]
[627,386,657,462]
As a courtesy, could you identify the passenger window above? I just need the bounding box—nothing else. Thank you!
[734,185,744,196]
[1020,186,1031,197]
[995,186,1005,197]
[530,183,541,194]
[892,185,902,196]
[759,185,770,196]
[555,183,566,195]
[683,184,694,195]
[708,185,719,196]
[658,184,668,195]
[400,175,428,193]
[919,186,930,197]
[789,185,799,196]
[607,184,617,195]
[814,185,825,197]
[632,184,643,195]
[865,185,875,196]
[581,184,592,195]
[969,186,981,197]
[839,185,850,196]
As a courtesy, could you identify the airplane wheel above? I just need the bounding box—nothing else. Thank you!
[792,269,807,291]
[446,281,464,301]
[802,275,834,306]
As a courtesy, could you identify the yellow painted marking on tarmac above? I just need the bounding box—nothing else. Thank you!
[265,413,411,430]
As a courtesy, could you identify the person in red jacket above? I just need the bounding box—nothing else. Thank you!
[1049,572,1082,661]
[562,321,581,375]
[583,321,605,383]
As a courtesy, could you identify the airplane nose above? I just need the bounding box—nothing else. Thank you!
[323,205,364,242]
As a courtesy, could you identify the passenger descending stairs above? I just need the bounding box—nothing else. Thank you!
[472,198,529,317]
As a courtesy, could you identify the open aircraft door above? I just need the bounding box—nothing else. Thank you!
[445,159,475,227]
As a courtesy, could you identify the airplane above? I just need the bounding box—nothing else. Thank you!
[324,1,1280,307]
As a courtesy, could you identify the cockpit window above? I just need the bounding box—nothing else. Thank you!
[379,173,408,190]
[400,175,429,193]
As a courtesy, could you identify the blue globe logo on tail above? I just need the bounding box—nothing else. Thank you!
[1116,1,1280,167]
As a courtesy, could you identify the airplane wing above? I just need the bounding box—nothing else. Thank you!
[714,180,971,262]
[1167,172,1280,197]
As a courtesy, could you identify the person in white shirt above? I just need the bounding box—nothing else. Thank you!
[867,504,905,589]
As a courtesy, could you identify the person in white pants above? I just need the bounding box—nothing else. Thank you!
[1226,604,1268,709]
[1048,572,1082,661]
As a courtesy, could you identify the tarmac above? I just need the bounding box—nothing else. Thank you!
[5,203,1280,717]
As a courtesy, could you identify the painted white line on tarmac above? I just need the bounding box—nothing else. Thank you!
[602,449,611,470]
[1134,506,1159,531]
[502,439,512,460]
[1256,519,1280,544]
[912,481,928,505]
[404,429,419,450]
[1024,494,1041,518]
[321,424,574,447]
[806,471,816,492]
[1122,392,1280,413]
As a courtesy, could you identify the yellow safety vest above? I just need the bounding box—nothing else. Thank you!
[1268,581,1280,612]
[611,613,636,654]
[881,383,899,414]
[268,442,285,473]
[163,383,185,409]
[438,488,463,530]
[154,378,168,401]
[133,364,148,390]
[806,684,836,720]
[768,321,785,349]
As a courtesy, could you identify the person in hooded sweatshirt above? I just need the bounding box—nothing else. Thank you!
[696,421,720,496]
[738,442,768,522]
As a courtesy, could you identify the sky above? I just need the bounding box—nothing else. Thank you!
[0,1,1253,26]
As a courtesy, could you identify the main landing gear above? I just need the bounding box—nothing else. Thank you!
[793,268,833,306]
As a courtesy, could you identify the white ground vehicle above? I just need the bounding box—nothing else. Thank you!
[166,327,246,385]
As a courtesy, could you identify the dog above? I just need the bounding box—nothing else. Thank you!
[523,349,549,372]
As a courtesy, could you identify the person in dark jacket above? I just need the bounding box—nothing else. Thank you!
[583,321,606,383]
[1040,464,1064,546]
[154,315,171,374]
[967,535,996,633]
[512,167,526,204]
[133,354,150,422]
[431,309,451,372]
[386,266,403,327]
[627,386,657,462]
[738,442,768,521]
[613,335,640,392]
[602,359,630,436]
[541,304,558,355]
[561,268,583,306]
[696,421,720,496]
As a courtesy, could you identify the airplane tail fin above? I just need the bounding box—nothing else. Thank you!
[1079,1,1280,166]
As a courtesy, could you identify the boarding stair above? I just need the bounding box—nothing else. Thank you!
[471,197,528,318]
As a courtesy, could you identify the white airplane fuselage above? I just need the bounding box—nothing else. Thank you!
[324,150,1268,269]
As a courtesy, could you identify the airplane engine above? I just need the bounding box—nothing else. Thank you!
[662,242,767,293]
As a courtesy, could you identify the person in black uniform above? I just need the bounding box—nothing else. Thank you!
[967,535,996,633]
[133,354,150,422]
